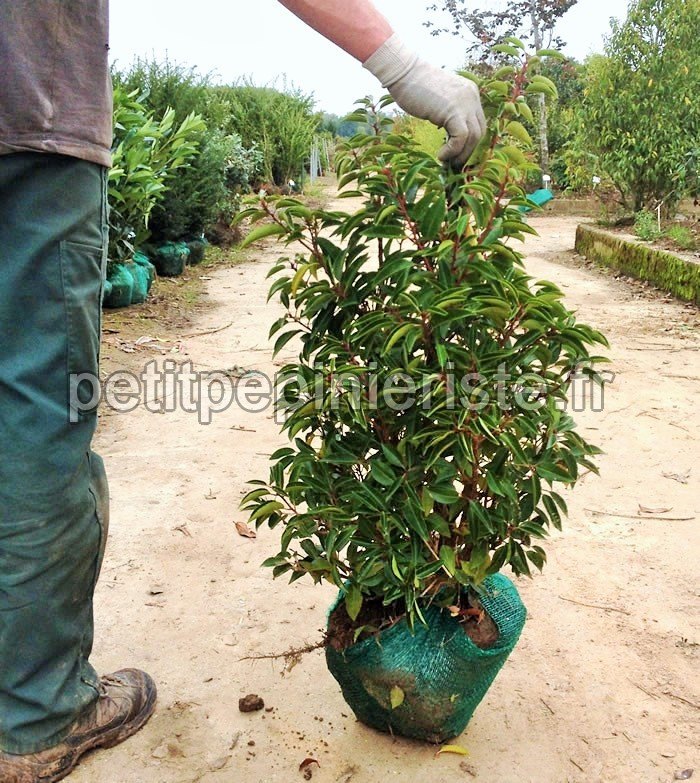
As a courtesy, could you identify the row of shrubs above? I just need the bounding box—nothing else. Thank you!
[105,59,327,305]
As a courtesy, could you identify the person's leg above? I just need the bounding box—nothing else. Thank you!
[0,152,110,753]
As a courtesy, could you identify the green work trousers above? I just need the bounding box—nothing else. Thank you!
[0,153,109,754]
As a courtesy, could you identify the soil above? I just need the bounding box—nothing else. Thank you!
[239,694,265,713]
[460,594,500,649]
[327,593,499,653]
[69,189,700,783]
[327,596,399,653]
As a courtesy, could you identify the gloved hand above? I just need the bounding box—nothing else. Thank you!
[363,34,486,168]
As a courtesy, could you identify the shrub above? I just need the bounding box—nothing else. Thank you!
[633,209,661,241]
[112,58,225,126]
[148,130,263,243]
[665,224,697,251]
[108,87,204,267]
[217,82,320,186]
[240,47,608,625]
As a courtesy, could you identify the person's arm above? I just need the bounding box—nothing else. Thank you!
[276,0,392,62]
[276,0,486,167]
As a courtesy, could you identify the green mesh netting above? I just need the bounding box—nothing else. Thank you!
[102,278,113,303]
[129,262,150,304]
[187,238,207,265]
[133,251,156,288]
[103,263,133,309]
[325,573,526,743]
[152,242,189,277]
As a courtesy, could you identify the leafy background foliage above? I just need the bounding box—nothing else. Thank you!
[109,59,321,263]
[577,0,700,212]
[108,86,204,268]
[241,45,608,625]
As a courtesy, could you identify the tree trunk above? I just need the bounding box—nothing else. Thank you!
[530,3,550,176]
[536,92,550,175]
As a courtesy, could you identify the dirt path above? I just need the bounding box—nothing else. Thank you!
[74,208,699,783]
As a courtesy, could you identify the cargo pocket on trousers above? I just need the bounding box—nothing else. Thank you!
[60,240,103,420]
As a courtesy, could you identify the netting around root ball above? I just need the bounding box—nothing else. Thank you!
[325,573,526,743]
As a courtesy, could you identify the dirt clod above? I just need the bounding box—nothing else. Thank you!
[239,694,265,713]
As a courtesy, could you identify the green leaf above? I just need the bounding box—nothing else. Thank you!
[370,460,395,487]
[384,322,418,353]
[390,685,405,710]
[505,121,532,146]
[492,44,520,57]
[536,49,565,59]
[239,222,286,248]
[345,585,363,622]
[381,444,403,468]
[439,545,456,576]
[249,500,285,523]
[429,486,460,504]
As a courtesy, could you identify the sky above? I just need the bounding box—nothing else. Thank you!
[109,0,631,116]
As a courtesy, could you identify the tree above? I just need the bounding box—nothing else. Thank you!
[426,0,577,172]
[216,83,319,185]
[540,57,585,189]
[579,0,700,212]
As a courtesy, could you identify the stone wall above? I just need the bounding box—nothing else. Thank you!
[575,224,700,305]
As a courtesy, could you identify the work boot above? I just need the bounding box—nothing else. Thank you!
[0,669,156,783]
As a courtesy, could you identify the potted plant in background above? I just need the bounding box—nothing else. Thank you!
[239,40,608,743]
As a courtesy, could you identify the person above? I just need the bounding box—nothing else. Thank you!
[0,2,485,781]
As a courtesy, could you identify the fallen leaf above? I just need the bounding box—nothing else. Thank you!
[390,685,405,709]
[639,504,672,514]
[300,759,320,771]
[436,744,470,757]
[236,522,257,539]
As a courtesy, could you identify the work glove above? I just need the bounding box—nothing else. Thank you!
[363,34,486,168]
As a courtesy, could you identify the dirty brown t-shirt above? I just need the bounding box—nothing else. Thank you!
[0,1,112,167]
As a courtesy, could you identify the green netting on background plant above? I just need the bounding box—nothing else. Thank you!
[133,251,156,287]
[129,262,150,304]
[325,574,526,744]
[186,238,208,265]
[151,241,189,277]
[103,263,134,309]
[102,278,113,303]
